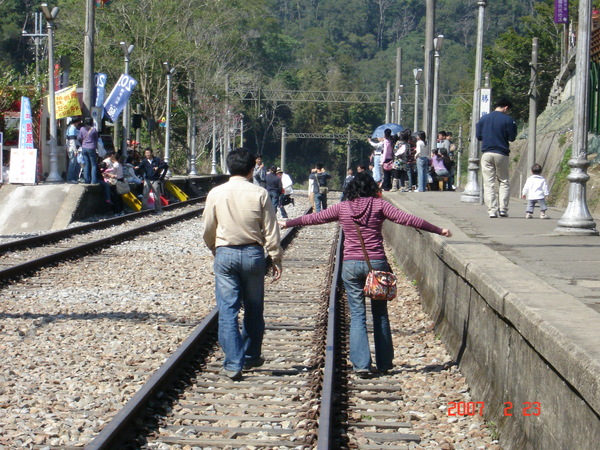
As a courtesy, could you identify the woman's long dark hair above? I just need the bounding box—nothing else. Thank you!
[343,172,380,201]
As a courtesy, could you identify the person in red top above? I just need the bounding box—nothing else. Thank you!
[280,172,451,376]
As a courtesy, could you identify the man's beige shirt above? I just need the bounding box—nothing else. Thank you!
[202,176,283,266]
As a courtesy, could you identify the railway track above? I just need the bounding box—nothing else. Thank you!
[87,218,423,449]
[0,198,205,286]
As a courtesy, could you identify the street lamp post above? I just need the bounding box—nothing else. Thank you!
[120,41,134,157]
[555,0,598,235]
[163,62,175,163]
[430,35,443,150]
[413,68,423,131]
[41,3,61,183]
[461,0,487,203]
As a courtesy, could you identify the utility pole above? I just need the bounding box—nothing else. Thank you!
[82,0,95,115]
[413,68,423,131]
[461,0,486,203]
[395,48,402,124]
[422,0,435,137]
[22,12,45,84]
[41,3,61,183]
[120,42,134,157]
[280,127,286,173]
[555,0,598,235]
[527,37,538,173]
[430,36,444,153]
[163,62,175,163]
[385,81,391,123]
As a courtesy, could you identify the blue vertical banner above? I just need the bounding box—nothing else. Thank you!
[18,96,34,149]
[94,73,107,109]
[554,0,568,24]
[103,74,137,122]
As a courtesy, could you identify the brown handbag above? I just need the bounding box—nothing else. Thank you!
[354,222,397,301]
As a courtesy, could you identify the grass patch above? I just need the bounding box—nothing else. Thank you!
[558,133,567,147]
[549,146,572,205]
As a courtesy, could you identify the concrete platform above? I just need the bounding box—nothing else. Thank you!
[0,175,227,236]
[382,190,600,449]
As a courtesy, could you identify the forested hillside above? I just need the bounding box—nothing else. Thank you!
[0,0,574,184]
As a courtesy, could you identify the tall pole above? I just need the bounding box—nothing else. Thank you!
[135,104,141,144]
[240,114,244,148]
[461,0,486,203]
[211,112,217,174]
[82,0,94,115]
[346,126,352,169]
[395,48,402,124]
[430,36,443,153]
[41,3,61,183]
[527,37,538,173]
[163,62,175,163]
[385,81,391,123]
[422,0,435,135]
[189,87,197,176]
[456,124,463,188]
[280,127,286,173]
[120,42,134,157]
[413,68,422,131]
[555,0,598,235]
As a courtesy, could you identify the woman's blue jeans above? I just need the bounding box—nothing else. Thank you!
[341,259,394,371]
[82,147,98,184]
[214,245,266,372]
[417,157,430,192]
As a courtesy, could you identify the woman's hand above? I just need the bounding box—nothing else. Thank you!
[441,228,452,237]
[278,220,288,228]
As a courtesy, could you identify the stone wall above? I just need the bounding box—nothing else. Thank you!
[382,198,600,449]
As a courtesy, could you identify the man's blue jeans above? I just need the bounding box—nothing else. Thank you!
[417,157,430,192]
[214,245,266,372]
[341,259,394,371]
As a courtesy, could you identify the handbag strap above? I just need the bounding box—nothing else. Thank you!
[353,222,374,272]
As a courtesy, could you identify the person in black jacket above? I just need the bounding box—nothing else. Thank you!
[137,148,168,211]
[265,166,283,214]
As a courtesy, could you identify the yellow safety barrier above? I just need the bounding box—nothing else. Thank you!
[165,181,189,202]
[122,192,142,211]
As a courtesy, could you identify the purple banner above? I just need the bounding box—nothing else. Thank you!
[554,0,568,24]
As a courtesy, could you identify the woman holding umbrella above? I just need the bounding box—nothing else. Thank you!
[368,128,396,191]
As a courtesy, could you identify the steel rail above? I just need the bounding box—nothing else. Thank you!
[86,210,306,449]
[0,196,206,255]
[0,206,204,285]
[316,227,344,449]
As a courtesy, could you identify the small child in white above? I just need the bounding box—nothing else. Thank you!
[522,163,550,219]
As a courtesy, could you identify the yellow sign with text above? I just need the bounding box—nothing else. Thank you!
[55,85,82,119]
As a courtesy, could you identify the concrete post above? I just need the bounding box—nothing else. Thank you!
[280,127,286,173]
[413,68,422,131]
[527,37,538,174]
[461,0,486,203]
[41,3,61,183]
[385,81,391,123]
[120,42,134,158]
[396,48,402,124]
[163,62,175,163]
[422,0,435,135]
[555,0,598,235]
[211,114,217,175]
[430,36,443,154]
[82,0,94,116]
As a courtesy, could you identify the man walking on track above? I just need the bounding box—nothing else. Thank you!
[476,97,517,218]
[203,148,283,380]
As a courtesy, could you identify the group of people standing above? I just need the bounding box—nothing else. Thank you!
[64,116,168,214]
[253,156,294,219]
[368,128,456,193]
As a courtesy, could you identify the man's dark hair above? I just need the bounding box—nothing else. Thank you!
[531,163,542,175]
[357,164,367,171]
[227,148,256,176]
[496,97,513,109]
[316,162,324,170]
[344,172,380,201]
[83,117,94,127]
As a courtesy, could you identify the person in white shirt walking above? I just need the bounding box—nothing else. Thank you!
[522,164,550,219]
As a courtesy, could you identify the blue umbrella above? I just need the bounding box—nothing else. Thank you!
[371,123,404,139]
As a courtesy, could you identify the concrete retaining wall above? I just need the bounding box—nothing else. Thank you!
[383,197,600,449]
